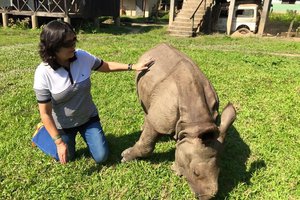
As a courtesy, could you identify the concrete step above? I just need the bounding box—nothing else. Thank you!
[171,20,192,27]
[182,4,206,10]
[169,25,193,32]
[168,27,192,33]
[176,13,203,21]
[179,10,205,17]
[173,19,202,28]
[168,0,213,37]
[183,2,206,8]
[174,17,192,23]
[182,1,213,10]
[178,15,204,22]
[169,30,193,37]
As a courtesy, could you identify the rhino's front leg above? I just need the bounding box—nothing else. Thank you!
[121,118,159,162]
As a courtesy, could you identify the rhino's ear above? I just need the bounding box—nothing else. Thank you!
[218,103,236,143]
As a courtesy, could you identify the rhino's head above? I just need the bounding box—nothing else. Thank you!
[173,103,236,199]
[174,137,220,200]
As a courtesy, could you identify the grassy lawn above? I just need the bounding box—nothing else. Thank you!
[0,23,299,199]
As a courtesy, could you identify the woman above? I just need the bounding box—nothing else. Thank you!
[33,20,151,164]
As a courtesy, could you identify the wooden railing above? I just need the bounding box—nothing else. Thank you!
[0,0,81,14]
[190,0,206,30]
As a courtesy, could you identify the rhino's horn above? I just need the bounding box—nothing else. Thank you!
[218,103,236,143]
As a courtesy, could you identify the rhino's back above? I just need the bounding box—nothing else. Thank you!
[136,43,219,119]
[136,43,184,107]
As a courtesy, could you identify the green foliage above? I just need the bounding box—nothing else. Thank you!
[269,12,300,23]
[7,17,31,29]
[0,25,299,199]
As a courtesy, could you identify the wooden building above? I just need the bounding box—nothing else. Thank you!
[0,0,120,28]
[120,0,158,17]
[168,0,272,37]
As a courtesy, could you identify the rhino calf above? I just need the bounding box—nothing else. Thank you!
[121,43,236,199]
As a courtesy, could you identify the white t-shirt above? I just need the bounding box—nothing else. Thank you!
[33,49,103,129]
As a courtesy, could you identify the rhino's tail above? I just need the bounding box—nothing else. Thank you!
[218,103,236,143]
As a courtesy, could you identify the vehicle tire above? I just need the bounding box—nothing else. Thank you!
[236,27,250,35]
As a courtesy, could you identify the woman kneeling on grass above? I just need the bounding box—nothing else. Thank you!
[33,20,150,164]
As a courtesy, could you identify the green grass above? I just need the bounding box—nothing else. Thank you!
[0,24,299,200]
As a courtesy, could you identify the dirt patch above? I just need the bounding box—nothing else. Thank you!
[262,35,300,42]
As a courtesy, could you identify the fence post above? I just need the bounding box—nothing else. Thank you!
[2,12,8,28]
[226,0,235,35]
[31,14,38,29]
[169,0,175,26]
[258,0,272,36]
[64,17,71,24]
[63,0,70,24]
[114,16,120,26]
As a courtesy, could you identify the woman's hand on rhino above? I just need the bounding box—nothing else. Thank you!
[133,59,155,71]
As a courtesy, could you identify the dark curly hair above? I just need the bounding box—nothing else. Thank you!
[39,20,76,70]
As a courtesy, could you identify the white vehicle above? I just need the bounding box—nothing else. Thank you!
[216,3,261,34]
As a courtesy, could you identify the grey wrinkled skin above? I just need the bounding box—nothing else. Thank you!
[121,43,236,199]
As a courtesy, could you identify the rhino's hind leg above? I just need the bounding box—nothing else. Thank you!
[121,119,159,162]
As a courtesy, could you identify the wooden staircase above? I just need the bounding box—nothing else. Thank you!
[168,0,213,37]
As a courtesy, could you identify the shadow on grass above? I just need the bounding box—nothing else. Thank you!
[80,23,166,35]
[73,131,142,165]
[80,131,175,175]
[146,135,176,163]
[70,16,167,35]
[105,131,175,164]
[30,16,166,35]
[81,125,266,199]
[213,126,266,200]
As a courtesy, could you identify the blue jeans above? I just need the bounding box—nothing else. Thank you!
[59,121,109,164]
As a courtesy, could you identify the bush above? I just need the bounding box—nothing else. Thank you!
[8,17,30,29]
[269,11,300,23]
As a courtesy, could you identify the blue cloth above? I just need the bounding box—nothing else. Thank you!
[32,126,59,160]
[59,121,109,163]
